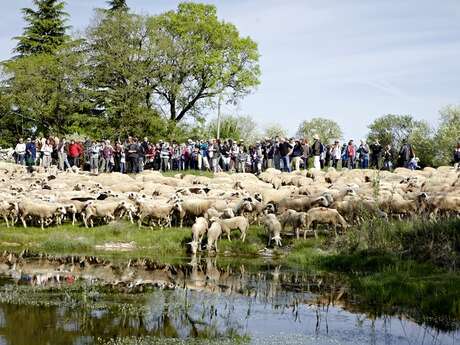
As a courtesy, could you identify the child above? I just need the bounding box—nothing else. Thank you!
[120,150,126,174]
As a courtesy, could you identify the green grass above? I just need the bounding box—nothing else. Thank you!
[161,170,215,178]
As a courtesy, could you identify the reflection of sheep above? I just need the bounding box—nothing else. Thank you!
[279,210,308,239]
[210,216,249,242]
[262,214,282,247]
[207,222,222,252]
[305,207,348,239]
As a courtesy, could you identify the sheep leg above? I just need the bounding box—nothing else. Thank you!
[21,216,27,229]
[128,211,134,224]
[267,234,271,247]
[296,227,300,240]
[72,214,76,226]
[3,215,9,228]
[40,218,44,230]
[240,228,247,242]
[83,215,89,228]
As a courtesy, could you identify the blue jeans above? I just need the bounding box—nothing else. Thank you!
[361,157,369,169]
[281,155,291,172]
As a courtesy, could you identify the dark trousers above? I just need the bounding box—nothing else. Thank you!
[127,156,138,173]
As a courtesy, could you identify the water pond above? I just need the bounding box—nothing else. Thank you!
[0,255,457,345]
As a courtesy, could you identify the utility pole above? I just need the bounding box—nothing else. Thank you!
[216,94,222,140]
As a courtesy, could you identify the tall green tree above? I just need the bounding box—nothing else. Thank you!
[296,117,343,143]
[14,0,69,56]
[367,114,435,166]
[84,11,160,138]
[434,105,460,165]
[147,3,260,122]
[107,0,129,12]
[2,43,90,137]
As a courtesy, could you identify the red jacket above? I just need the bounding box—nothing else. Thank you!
[68,143,82,158]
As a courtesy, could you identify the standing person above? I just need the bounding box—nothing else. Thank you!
[220,140,230,171]
[278,138,293,172]
[89,141,101,174]
[139,137,149,173]
[160,142,170,172]
[68,140,82,168]
[210,139,221,173]
[331,140,341,169]
[237,145,248,173]
[324,144,331,168]
[266,140,274,169]
[14,138,26,165]
[273,137,281,170]
[103,140,114,173]
[98,141,107,173]
[200,141,210,171]
[454,142,460,170]
[57,138,71,171]
[383,145,393,170]
[301,139,311,169]
[25,138,36,168]
[454,141,460,170]
[126,137,139,173]
[120,147,126,173]
[41,139,53,169]
[369,139,383,169]
[346,140,356,169]
[311,134,322,170]
[357,140,370,169]
[291,139,303,171]
[229,140,239,172]
[113,140,123,172]
[399,139,414,168]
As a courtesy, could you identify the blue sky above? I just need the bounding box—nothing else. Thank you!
[1,0,459,140]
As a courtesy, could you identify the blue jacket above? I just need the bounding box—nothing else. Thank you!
[26,142,36,160]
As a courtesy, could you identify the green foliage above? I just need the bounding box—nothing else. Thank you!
[14,0,69,56]
[333,218,460,270]
[107,0,129,12]
[296,117,343,143]
[2,42,90,137]
[207,114,259,142]
[367,114,435,166]
[434,105,460,166]
[263,123,287,139]
[147,3,260,122]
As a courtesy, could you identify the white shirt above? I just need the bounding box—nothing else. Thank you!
[15,143,26,155]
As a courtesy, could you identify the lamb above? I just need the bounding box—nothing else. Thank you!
[0,200,18,227]
[279,209,308,239]
[305,207,349,239]
[207,221,222,252]
[188,217,209,254]
[18,200,67,230]
[210,216,250,242]
[262,214,282,247]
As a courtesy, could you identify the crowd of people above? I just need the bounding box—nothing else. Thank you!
[12,135,460,174]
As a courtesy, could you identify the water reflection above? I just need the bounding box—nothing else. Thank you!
[0,255,457,345]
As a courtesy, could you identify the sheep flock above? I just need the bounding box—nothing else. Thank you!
[0,162,459,254]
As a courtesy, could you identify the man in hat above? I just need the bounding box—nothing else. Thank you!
[311,134,322,170]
